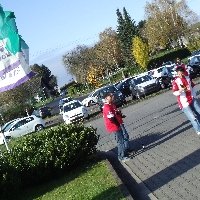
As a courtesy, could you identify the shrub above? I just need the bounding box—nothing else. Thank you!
[0,123,99,199]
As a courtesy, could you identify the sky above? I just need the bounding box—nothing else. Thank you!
[1,0,200,87]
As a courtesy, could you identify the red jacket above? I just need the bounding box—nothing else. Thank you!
[103,103,121,132]
[172,76,196,109]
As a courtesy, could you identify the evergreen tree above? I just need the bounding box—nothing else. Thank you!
[116,7,138,68]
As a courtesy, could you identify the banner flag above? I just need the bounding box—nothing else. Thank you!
[0,5,34,93]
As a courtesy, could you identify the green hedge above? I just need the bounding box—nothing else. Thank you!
[147,48,191,70]
[0,123,99,199]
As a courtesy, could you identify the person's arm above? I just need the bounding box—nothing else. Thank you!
[172,79,184,96]
[110,117,121,127]
[106,109,121,127]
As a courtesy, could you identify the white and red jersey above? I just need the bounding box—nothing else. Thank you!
[103,103,121,132]
[172,76,196,109]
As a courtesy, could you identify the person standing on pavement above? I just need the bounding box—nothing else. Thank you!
[172,66,200,135]
[175,58,191,80]
[109,93,135,156]
[102,92,130,162]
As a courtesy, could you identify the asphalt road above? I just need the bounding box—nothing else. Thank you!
[84,79,200,200]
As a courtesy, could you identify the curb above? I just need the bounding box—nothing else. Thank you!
[100,151,158,200]
[99,151,134,200]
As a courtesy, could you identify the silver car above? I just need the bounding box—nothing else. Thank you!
[0,115,45,145]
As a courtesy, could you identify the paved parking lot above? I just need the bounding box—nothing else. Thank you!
[85,81,200,200]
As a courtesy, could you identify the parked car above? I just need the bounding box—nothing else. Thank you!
[158,67,175,89]
[130,74,160,99]
[188,50,200,63]
[60,89,68,96]
[188,55,200,76]
[32,106,51,119]
[62,100,89,124]
[1,118,20,132]
[0,115,45,145]
[115,78,133,97]
[151,61,176,78]
[82,91,98,107]
[59,96,74,113]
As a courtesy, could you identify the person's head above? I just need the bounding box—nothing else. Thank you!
[103,92,114,103]
[176,66,185,78]
[176,58,181,64]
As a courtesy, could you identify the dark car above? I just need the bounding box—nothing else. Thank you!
[158,66,174,89]
[115,78,132,97]
[60,89,68,96]
[92,85,126,110]
[188,55,200,76]
[32,107,51,119]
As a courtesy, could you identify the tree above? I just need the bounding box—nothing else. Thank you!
[30,64,57,89]
[86,65,103,88]
[0,84,30,108]
[116,7,138,68]
[132,36,149,71]
[94,27,123,75]
[62,45,95,83]
[143,0,199,51]
[137,20,146,37]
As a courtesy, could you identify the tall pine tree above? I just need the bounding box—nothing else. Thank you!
[116,7,138,68]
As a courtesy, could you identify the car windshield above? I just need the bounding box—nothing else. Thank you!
[62,97,73,103]
[134,75,150,85]
[88,91,95,97]
[195,56,200,61]
[63,101,82,112]
[3,121,15,132]
[99,86,118,97]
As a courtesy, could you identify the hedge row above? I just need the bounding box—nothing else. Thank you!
[0,123,99,199]
[147,47,191,70]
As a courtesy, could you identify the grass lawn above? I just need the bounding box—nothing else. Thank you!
[16,155,126,200]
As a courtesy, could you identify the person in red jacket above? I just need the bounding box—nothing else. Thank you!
[109,93,136,155]
[102,92,130,162]
[172,66,200,135]
[175,58,190,79]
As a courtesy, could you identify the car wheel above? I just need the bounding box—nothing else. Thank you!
[160,83,166,89]
[86,114,90,120]
[136,92,141,99]
[35,125,44,132]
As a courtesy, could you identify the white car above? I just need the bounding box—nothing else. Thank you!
[59,96,74,113]
[0,115,46,145]
[151,62,176,78]
[63,100,89,124]
[82,90,99,107]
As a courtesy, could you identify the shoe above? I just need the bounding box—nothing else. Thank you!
[119,157,130,163]
[126,150,136,156]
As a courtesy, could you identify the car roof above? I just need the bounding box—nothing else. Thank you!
[63,100,81,107]
[61,96,73,100]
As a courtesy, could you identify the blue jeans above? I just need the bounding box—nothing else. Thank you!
[112,129,124,160]
[182,99,200,133]
[120,124,130,151]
